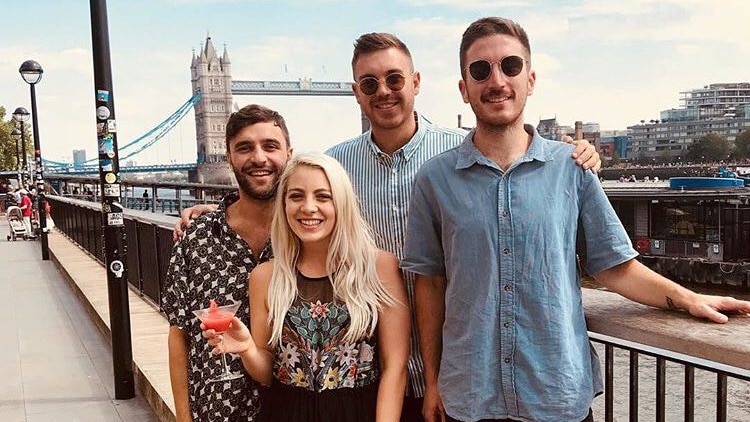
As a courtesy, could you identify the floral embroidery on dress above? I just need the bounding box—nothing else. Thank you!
[274,300,379,392]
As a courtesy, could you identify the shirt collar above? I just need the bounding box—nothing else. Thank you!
[366,111,428,161]
[455,124,554,170]
[214,191,240,236]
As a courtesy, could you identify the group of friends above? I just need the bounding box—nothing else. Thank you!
[162,17,750,422]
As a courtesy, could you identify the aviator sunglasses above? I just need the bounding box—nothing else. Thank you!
[357,72,408,96]
[467,55,526,82]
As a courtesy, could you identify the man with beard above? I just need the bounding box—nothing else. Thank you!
[162,104,292,422]
[402,17,750,422]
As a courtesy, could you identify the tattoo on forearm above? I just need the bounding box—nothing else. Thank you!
[666,296,677,310]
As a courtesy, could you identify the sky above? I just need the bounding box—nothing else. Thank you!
[1,0,748,165]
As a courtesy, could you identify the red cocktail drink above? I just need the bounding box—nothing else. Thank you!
[203,305,234,332]
[193,300,243,383]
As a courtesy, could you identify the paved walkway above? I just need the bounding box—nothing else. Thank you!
[0,224,158,422]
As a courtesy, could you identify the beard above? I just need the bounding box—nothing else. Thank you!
[233,165,281,201]
[468,87,527,130]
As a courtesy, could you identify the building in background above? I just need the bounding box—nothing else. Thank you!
[601,130,628,161]
[537,118,604,156]
[72,149,87,170]
[190,36,234,184]
[628,83,750,160]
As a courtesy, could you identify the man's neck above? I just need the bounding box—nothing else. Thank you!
[370,112,418,156]
[472,120,531,172]
[225,193,275,252]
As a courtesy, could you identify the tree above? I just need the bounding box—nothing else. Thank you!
[0,105,33,175]
[732,129,750,160]
[686,133,731,162]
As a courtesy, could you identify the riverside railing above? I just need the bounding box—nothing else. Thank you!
[584,289,749,422]
[47,195,179,306]
[45,196,750,421]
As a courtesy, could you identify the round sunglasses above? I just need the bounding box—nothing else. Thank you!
[467,55,526,82]
[357,72,408,96]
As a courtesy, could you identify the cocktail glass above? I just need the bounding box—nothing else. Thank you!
[193,300,243,383]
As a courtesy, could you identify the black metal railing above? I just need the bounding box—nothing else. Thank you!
[48,195,177,307]
[590,332,750,422]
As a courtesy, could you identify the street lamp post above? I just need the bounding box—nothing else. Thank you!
[11,128,22,185]
[12,107,30,186]
[19,60,49,260]
[90,0,134,399]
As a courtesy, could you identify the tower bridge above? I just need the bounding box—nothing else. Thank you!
[46,35,366,183]
[191,36,365,184]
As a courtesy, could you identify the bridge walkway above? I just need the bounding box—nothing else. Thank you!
[0,223,161,422]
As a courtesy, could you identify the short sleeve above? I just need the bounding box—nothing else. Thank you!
[401,168,446,276]
[161,240,190,329]
[578,170,639,275]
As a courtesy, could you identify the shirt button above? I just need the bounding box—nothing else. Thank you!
[504,357,511,363]
[503,322,511,328]
[502,210,508,217]
[392,205,399,212]
[503,284,512,292]
[503,248,510,255]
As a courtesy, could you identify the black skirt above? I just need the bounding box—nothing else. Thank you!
[258,381,378,422]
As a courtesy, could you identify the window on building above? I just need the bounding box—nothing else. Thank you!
[612,201,635,238]
[650,202,721,242]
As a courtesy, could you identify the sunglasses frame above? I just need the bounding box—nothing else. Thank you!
[357,72,409,96]
[467,55,527,82]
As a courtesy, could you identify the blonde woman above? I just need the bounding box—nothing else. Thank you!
[203,153,410,422]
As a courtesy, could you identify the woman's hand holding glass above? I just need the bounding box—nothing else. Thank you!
[201,316,253,355]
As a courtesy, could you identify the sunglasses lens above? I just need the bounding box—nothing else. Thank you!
[385,73,406,91]
[468,60,492,82]
[501,56,524,77]
[359,77,379,96]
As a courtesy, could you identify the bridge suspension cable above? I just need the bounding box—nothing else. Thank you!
[43,93,201,169]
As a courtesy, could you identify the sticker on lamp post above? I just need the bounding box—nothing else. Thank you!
[107,212,124,226]
[109,260,124,278]
[103,183,121,197]
[96,105,111,120]
[96,89,110,102]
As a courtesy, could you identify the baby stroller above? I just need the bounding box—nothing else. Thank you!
[6,206,30,241]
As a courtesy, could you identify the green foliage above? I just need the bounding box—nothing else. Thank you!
[686,133,732,162]
[732,130,750,160]
[0,105,33,173]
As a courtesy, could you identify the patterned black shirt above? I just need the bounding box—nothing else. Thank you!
[162,193,272,422]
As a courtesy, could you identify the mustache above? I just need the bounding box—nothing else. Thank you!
[240,164,276,173]
[481,89,512,102]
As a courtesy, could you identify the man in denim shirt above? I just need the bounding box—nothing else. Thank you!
[402,17,750,422]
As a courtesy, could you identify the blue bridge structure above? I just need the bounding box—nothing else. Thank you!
[44,93,202,174]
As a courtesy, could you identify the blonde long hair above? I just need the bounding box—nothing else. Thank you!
[267,153,396,345]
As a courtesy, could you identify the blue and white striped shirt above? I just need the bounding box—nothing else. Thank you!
[326,112,467,397]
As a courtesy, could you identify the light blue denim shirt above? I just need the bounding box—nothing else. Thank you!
[402,125,638,422]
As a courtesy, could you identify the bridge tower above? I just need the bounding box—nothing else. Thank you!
[190,36,235,184]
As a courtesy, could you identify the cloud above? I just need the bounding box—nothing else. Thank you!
[400,0,530,9]
[566,0,750,47]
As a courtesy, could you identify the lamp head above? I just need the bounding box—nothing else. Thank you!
[19,60,43,85]
[12,107,30,122]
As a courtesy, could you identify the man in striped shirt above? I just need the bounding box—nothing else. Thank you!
[326,32,600,422]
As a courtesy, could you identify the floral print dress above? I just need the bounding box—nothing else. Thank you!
[259,271,379,422]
